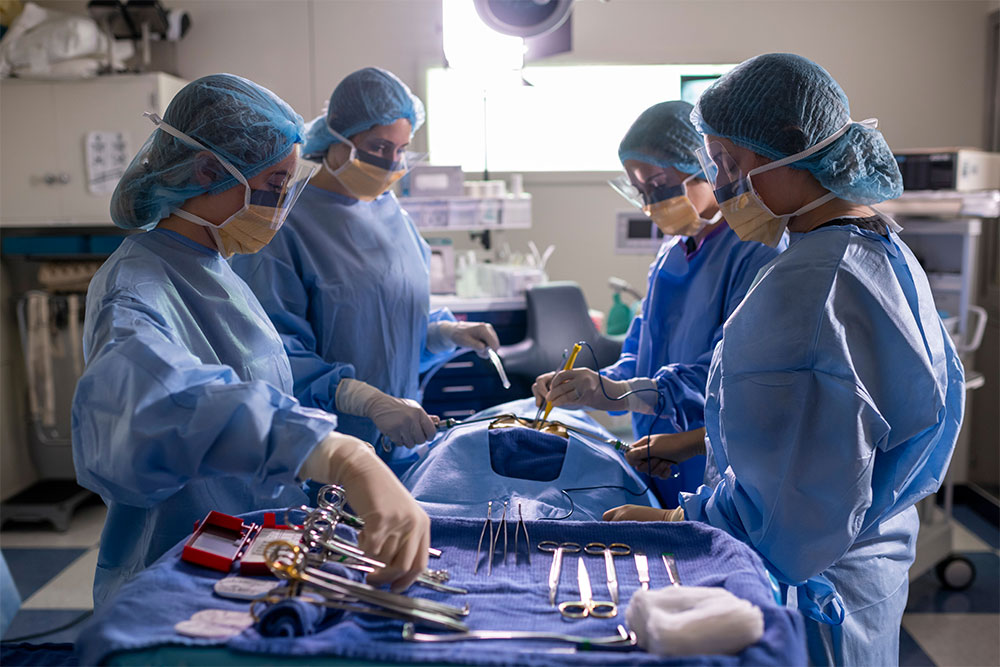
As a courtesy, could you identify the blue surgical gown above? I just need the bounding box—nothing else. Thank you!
[72,229,338,606]
[601,225,784,505]
[231,186,454,466]
[681,222,965,666]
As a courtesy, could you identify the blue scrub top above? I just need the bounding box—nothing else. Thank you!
[232,186,455,464]
[73,229,338,606]
[602,224,784,505]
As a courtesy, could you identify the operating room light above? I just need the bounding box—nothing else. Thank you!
[442,0,526,71]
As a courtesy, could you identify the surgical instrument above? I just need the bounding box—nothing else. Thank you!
[558,558,617,619]
[634,552,650,591]
[474,501,494,575]
[402,623,638,649]
[538,541,581,606]
[584,542,631,605]
[486,348,511,390]
[662,553,681,586]
[315,485,442,557]
[263,541,470,632]
[486,501,507,574]
[535,343,582,427]
[514,502,530,565]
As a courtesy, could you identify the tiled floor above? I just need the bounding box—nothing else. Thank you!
[1,499,998,663]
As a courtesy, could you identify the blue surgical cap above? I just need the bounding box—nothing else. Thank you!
[111,73,305,230]
[691,53,902,204]
[619,101,703,177]
[302,67,426,159]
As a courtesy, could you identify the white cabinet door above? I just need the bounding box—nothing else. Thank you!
[0,81,60,221]
[1,73,186,226]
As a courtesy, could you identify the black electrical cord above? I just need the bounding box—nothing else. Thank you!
[540,340,673,521]
[0,609,93,644]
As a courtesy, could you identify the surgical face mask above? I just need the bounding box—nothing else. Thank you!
[695,118,877,248]
[609,171,720,237]
[144,112,318,257]
[324,127,422,201]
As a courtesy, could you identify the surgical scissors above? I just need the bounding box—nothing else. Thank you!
[558,558,617,619]
[537,540,581,606]
[584,542,631,605]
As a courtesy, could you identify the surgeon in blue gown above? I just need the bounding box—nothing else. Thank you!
[604,54,965,667]
[233,68,499,468]
[533,101,783,506]
[73,74,431,607]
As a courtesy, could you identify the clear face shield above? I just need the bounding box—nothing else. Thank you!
[324,127,426,201]
[609,168,717,238]
[144,112,319,255]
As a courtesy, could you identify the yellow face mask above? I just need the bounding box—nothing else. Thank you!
[643,196,705,237]
[325,155,406,202]
[212,205,283,257]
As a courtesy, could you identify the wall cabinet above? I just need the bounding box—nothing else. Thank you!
[1,73,186,226]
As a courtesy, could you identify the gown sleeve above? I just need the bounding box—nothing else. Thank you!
[72,293,338,509]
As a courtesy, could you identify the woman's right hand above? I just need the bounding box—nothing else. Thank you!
[625,428,707,478]
[300,433,430,592]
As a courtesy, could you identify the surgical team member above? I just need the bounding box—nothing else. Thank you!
[532,101,783,505]
[73,74,430,606]
[233,68,499,462]
[605,54,965,666]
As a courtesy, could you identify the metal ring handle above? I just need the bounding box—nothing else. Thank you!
[557,601,588,618]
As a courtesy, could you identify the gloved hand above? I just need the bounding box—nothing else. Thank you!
[433,321,500,355]
[532,367,633,412]
[299,432,430,592]
[336,378,435,447]
[602,505,685,522]
[625,429,707,478]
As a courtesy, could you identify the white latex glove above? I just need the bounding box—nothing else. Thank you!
[299,432,430,592]
[603,505,685,522]
[625,429,707,478]
[336,378,435,447]
[433,321,500,355]
[533,368,654,412]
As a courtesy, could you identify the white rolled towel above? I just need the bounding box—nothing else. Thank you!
[626,585,765,656]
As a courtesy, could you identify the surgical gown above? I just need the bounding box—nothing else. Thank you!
[601,225,783,505]
[72,229,338,606]
[231,186,454,466]
[681,221,965,666]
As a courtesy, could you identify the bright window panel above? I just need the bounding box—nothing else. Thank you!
[426,64,735,172]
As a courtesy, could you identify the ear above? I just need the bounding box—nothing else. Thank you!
[192,151,226,187]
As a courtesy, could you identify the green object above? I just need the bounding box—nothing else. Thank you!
[606,292,635,336]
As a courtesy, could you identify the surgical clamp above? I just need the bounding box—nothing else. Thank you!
[537,540,581,606]
[584,542,631,605]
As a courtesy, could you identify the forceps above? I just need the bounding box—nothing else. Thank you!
[537,541,581,606]
[558,558,617,619]
[662,553,681,586]
[584,542,631,605]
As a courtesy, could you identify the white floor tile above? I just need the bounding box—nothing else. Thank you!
[903,613,1000,667]
[0,504,106,548]
[21,547,97,610]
